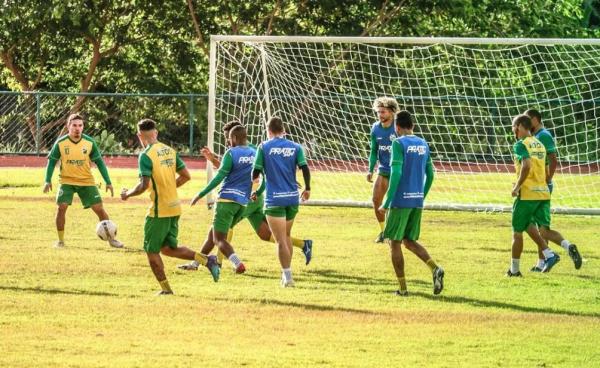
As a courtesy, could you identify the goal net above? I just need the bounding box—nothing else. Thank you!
[208,36,600,214]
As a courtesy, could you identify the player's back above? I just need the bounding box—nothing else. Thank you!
[514,136,549,200]
[219,145,256,205]
[142,142,182,217]
[260,137,302,206]
[391,135,430,208]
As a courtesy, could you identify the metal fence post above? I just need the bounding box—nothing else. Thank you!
[35,93,41,155]
[188,95,194,155]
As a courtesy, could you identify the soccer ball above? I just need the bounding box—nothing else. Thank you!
[96,220,117,241]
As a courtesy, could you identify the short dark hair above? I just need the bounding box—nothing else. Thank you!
[138,118,157,131]
[395,110,413,129]
[267,116,284,134]
[223,120,242,134]
[524,109,542,123]
[512,114,532,130]
[229,125,247,143]
[67,113,84,124]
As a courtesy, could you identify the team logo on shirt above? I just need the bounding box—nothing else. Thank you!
[406,145,427,155]
[82,148,88,154]
[64,147,70,155]
[269,147,296,157]
[238,156,254,164]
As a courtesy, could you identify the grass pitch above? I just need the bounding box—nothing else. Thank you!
[0,167,599,367]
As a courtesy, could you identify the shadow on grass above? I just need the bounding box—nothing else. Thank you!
[305,268,392,285]
[63,245,145,254]
[409,290,600,318]
[214,296,376,315]
[0,285,119,297]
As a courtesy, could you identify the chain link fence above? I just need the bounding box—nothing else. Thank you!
[0,91,209,155]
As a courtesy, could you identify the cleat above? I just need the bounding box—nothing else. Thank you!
[54,240,65,248]
[395,290,409,297]
[156,290,173,296]
[235,263,246,274]
[281,277,295,288]
[542,254,560,273]
[432,267,445,295]
[506,269,523,277]
[177,261,199,271]
[302,240,313,265]
[529,265,543,272]
[375,232,385,243]
[206,255,220,282]
[568,244,582,270]
[108,238,124,248]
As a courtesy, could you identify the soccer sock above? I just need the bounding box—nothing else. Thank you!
[542,248,555,260]
[282,268,293,281]
[379,221,385,232]
[158,279,172,292]
[291,237,304,249]
[217,250,225,265]
[560,239,572,251]
[511,258,520,274]
[536,259,546,269]
[194,252,209,266]
[228,253,242,268]
[58,230,65,242]
[397,277,407,292]
[425,259,438,273]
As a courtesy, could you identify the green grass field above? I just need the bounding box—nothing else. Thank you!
[1,167,599,367]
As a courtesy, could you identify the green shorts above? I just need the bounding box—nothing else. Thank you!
[213,202,246,234]
[243,194,266,232]
[57,184,102,208]
[512,198,551,232]
[144,216,179,253]
[264,205,299,220]
[384,207,422,241]
[377,171,390,178]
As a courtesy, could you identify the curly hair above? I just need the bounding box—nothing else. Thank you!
[372,97,399,114]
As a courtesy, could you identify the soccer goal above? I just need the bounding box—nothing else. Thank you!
[207,36,600,215]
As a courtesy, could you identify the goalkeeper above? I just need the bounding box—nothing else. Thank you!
[367,97,399,243]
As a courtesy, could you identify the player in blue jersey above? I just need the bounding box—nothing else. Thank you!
[367,97,399,243]
[252,116,311,287]
[382,110,444,296]
[524,109,582,272]
[190,125,254,275]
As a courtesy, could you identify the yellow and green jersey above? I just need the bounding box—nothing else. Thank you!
[47,134,104,186]
[513,136,550,200]
[139,142,186,218]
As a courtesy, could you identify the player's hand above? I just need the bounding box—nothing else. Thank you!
[366,172,373,183]
[547,181,554,194]
[377,206,387,217]
[200,147,215,161]
[301,190,310,202]
[250,191,258,201]
[106,184,114,197]
[43,183,52,193]
[511,186,520,197]
[120,188,129,201]
[190,194,201,206]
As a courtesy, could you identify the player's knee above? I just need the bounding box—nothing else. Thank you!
[57,204,69,212]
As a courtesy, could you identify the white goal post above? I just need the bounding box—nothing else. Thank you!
[207,36,600,215]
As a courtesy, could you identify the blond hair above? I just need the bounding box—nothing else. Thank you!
[372,97,399,113]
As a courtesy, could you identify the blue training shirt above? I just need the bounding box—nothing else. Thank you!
[390,135,430,208]
[370,121,396,174]
[254,136,307,207]
[219,145,256,205]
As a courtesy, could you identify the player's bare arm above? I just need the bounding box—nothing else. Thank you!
[121,176,150,200]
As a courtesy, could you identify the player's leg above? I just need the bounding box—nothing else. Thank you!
[539,226,581,270]
[266,207,293,287]
[526,224,546,272]
[389,240,407,296]
[372,174,389,243]
[146,252,172,295]
[212,203,246,273]
[384,208,410,295]
[532,201,561,272]
[143,216,174,294]
[54,184,74,247]
[508,198,531,277]
[177,228,217,271]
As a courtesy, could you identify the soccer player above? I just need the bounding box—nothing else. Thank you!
[367,97,399,243]
[252,116,311,287]
[524,109,582,272]
[178,121,313,271]
[189,125,253,274]
[43,113,123,249]
[508,114,560,277]
[121,118,219,295]
[382,110,444,296]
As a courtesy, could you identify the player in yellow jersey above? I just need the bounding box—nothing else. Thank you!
[43,113,123,248]
[507,114,560,277]
[121,119,219,295]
